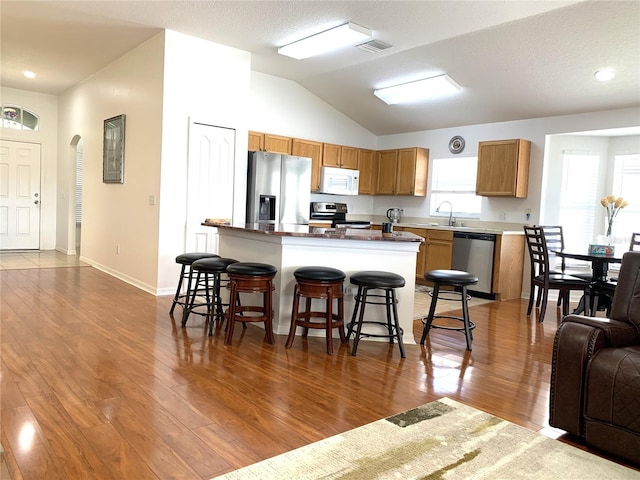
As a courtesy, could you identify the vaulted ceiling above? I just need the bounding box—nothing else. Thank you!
[2,1,639,135]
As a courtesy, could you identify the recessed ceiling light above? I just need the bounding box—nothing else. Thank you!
[374,74,462,105]
[278,22,372,60]
[23,71,36,79]
[594,69,615,82]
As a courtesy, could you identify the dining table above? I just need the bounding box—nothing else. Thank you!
[550,248,623,315]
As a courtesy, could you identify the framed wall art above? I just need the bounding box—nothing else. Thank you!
[103,114,126,183]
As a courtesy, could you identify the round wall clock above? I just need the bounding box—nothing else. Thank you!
[448,135,465,154]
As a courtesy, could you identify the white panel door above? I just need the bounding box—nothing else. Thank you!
[185,122,235,253]
[0,140,41,250]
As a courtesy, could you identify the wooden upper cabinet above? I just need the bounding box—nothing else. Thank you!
[376,149,399,194]
[376,147,429,196]
[322,144,359,169]
[340,146,359,170]
[292,138,323,192]
[322,143,341,167]
[476,139,531,198]
[397,147,428,196]
[264,134,292,154]
[357,149,376,195]
[248,131,264,152]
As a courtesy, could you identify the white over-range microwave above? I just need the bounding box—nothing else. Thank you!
[319,166,359,195]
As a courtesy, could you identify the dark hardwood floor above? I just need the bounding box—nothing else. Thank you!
[0,266,627,479]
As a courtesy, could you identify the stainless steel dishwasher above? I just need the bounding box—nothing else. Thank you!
[452,232,496,298]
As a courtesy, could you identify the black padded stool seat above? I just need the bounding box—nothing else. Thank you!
[170,252,219,315]
[346,271,406,358]
[182,258,239,335]
[286,266,347,355]
[420,269,479,351]
[225,262,277,346]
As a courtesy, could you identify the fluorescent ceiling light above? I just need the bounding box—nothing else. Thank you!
[594,69,615,82]
[23,71,36,79]
[374,74,462,105]
[278,22,371,60]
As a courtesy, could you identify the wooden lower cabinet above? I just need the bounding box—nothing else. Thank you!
[492,234,525,301]
[400,228,452,283]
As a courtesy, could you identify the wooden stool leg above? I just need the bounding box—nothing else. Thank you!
[264,280,274,344]
[286,284,301,349]
[224,280,238,345]
[325,286,333,355]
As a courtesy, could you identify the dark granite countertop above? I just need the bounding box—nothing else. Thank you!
[203,222,424,242]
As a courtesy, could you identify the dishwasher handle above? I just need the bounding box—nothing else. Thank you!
[453,232,496,242]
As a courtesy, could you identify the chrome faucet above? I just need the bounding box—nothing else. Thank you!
[436,201,455,226]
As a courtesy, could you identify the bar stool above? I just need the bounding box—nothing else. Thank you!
[182,257,239,335]
[286,266,347,355]
[346,271,406,358]
[419,269,479,351]
[225,262,277,346]
[169,252,219,315]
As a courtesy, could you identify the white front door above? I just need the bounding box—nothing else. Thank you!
[0,140,41,249]
[185,122,235,253]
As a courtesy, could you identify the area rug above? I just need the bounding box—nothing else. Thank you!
[211,397,639,479]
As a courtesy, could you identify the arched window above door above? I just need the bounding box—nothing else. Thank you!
[1,105,40,131]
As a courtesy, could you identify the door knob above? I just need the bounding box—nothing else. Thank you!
[34,200,39,205]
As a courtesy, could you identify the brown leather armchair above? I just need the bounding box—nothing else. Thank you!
[549,251,640,466]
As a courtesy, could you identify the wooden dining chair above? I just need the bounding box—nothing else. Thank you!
[524,226,591,322]
[538,225,592,308]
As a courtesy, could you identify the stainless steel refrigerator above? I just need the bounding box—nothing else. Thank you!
[246,151,312,225]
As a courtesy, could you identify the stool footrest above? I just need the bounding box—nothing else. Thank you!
[422,315,476,332]
[346,320,403,338]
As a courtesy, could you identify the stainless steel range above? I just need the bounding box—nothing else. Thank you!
[310,202,371,229]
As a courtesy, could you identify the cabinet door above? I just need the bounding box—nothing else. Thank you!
[292,138,323,191]
[322,143,341,167]
[396,147,429,196]
[402,227,427,280]
[264,134,292,154]
[424,229,453,274]
[341,146,359,170]
[476,139,530,197]
[358,149,376,195]
[248,131,264,151]
[376,150,398,194]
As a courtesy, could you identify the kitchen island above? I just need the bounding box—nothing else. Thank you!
[205,223,424,345]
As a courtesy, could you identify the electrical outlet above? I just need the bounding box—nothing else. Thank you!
[149,195,156,205]
[500,212,507,221]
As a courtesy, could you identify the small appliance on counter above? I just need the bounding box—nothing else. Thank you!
[310,202,371,229]
[246,151,312,225]
[386,208,404,223]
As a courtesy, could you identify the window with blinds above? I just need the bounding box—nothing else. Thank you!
[430,156,481,218]
[75,142,83,224]
[558,152,600,253]
[612,154,640,238]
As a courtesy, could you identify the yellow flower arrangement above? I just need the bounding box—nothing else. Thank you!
[600,194,629,237]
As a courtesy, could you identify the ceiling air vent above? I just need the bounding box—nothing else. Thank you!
[356,40,392,53]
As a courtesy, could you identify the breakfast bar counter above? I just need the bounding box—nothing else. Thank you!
[204,222,423,345]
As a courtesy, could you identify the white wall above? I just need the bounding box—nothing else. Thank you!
[156,30,251,294]
[374,108,640,224]
[0,87,58,249]
[57,32,166,292]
